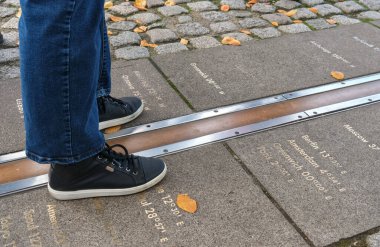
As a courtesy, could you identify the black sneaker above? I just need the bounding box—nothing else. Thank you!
[97,95,144,130]
[48,144,167,200]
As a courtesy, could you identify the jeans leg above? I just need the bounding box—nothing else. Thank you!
[97,14,112,97]
[19,0,105,164]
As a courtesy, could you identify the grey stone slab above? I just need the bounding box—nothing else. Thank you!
[209,21,239,34]
[154,42,189,54]
[227,104,380,246]
[239,17,270,28]
[3,0,20,7]
[301,0,324,6]
[189,36,221,48]
[153,23,380,110]
[115,46,150,60]
[200,11,230,22]
[178,15,193,23]
[292,8,317,20]
[157,5,189,16]
[314,4,342,16]
[335,1,366,14]
[251,3,276,13]
[147,0,164,8]
[278,23,311,33]
[220,0,246,10]
[221,32,253,42]
[107,21,136,31]
[262,13,292,25]
[274,0,301,10]
[1,31,19,47]
[251,27,282,38]
[228,10,252,17]
[331,15,361,25]
[0,47,19,63]
[372,20,380,27]
[187,1,218,12]
[306,18,336,29]
[0,65,20,79]
[147,21,166,30]
[147,28,178,43]
[109,2,138,16]
[128,13,162,25]
[0,144,308,247]
[175,22,210,37]
[109,31,141,47]
[0,6,17,18]
[367,231,380,247]
[1,17,18,29]
[358,11,380,20]
[359,0,380,10]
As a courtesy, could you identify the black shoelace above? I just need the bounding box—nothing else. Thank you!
[97,96,129,114]
[99,144,139,175]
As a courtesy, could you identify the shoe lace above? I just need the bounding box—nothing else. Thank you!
[97,96,128,114]
[99,143,138,174]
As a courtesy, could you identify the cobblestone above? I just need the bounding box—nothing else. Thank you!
[109,3,138,16]
[147,0,165,8]
[0,65,19,79]
[3,0,20,7]
[109,31,141,47]
[306,18,336,29]
[278,23,311,33]
[107,21,137,31]
[220,0,246,10]
[221,32,253,42]
[251,3,276,13]
[210,21,239,34]
[178,15,193,23]
[154,42,188,54]
[228,10,252,17]
[239,17,269,28]
[314,4,342,16]
[251,27,281,38]
[174,0,191,3]
[261,13,292,24]
[157,6,189,16]
[187,1,218,12]
[115,46,150,60]
[274,0,301,10]
[358,0,380,10]
[1,17,18,29]
[200,11,230,22]
[148,22,166,29]
[301,0,324,6]
[1,31,18,47]
[367,231,380,247]
[147,28,178,43]
[0,6,17,18]
[292,8,317,19]
[128,13,162,25]
[176,22,210,36]
[357,11,380,20]
[0,48,19,63]
[335,1,365,14]
[190,36,221,48]
[331,15,361,24]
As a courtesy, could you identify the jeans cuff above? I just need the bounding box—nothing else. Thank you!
[97,88,111,97]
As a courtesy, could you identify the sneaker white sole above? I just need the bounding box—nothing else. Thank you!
[48,163,167,201]
[99,102,144,130]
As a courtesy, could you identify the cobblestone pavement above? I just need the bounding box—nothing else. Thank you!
[0,0,380,79]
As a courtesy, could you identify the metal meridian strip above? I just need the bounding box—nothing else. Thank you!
[0,174,48,197]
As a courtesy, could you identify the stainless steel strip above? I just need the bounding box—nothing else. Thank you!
[283,73,380,99]
[0,151,26,165]
[0,174,48,197]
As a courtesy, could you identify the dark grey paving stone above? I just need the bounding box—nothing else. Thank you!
[0,144,308,247]
[0,47,19,63]
[109,31,141,47]
[0,60,192,155]
[314,4,342,16]
[146,28,178,43]
[274,0,301,10]
[292,8,317,20]
[109,2,138,16]
[239,17,270,28]
[358,0,380,11]
[331,15,361,25]
[251,27,282,38]
[334,0,365,14]
[175,22,210,37]
[0,65,20,79]
[189,36,221,48]
[157,5,189,17]
[107,21,137,31]
[227,104,380,246]
[154,42,189,54]
[306,18,336,30]
[221,32,253,42]
[200,11,230,22]
[278,23,311,33]
[301,0,324,6]
[220,0,246,10]
[358,11,380,20]
[153,23,380,110]
[251,3,277,13]
[261,13,292,25]
[115,46,150,60]
[187,1,218,12]
[128,13,162,25]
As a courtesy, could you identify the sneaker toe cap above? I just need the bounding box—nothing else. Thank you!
[142,158,166,182]
[120,97,142,112]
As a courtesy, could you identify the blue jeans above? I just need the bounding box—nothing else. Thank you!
[19,0,110,164]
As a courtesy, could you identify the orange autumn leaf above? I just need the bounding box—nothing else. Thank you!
[331,71,345,80]
[104,125,121,134]
[165,0,176,6]
[176,194,197,214]
[247,0,257,4]
[277,9,287,13]
[309,7,318,13]
[107,30,113,35]
[222,37,241,46]
[240,29,252,35]
[110,15,126,22]
[140,40,158,48]
[134,0,147,9]
[293,20,303,24]
[271,21,279,27]
[133,26,147,33]
[16,8,22,18]
[326,19,337,24]
[104,1,113,9]
[134,19,143,25]
[180,38,189,45]
[285,9,297,17]
[220,4,230,12]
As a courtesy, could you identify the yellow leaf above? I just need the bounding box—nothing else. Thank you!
[134,5,148,10]
[222,37,241,46]
[309,7,318,13]
[277,9,287,13]
[104,125,121,134]
[331,71,345,80]
[140,40,158,48]
[293,20,303,24]
[271,21,279,27]
[326,19,337,24]
[133,26,147,33]
[16,8,22,18]
[176,194,197,214]
[107,30,113,35]
[247,0,257,4]
[104,1,113,9]
[134,0,147,9]
[285,9,297,17]
[165,0,176,6]
[220,4,230,12]
[110,15,126,22]
[180,38,189,45]
[240,29,252,35]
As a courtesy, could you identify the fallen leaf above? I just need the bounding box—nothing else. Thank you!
[110,15,126,22]
[240,29,252,35]
[133,26,148,33]
[104,1,113,9]
[277,9,287,13]
[104,125,122,134]
[176,194,197,214]
[165,0,176,6]
[180,38,189,45]
[134,0,147,9]
[309,7,318,13]
[220,4,230,12]
[134,19,143,25]
[16,8,22,18]
[222,36,241,46]
[285,9,297,17]
[326,19,337,24]
[107,30,113,35]
[247,0,257,4]
[293,20,303,24]
[331,71,345,80]
[140,39,158,48]
[271,21,279,27]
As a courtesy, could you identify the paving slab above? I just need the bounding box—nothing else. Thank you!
[0,144,308,247]
[227,103,380,246]
[0,59,192,155]
[153,23,380,110]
